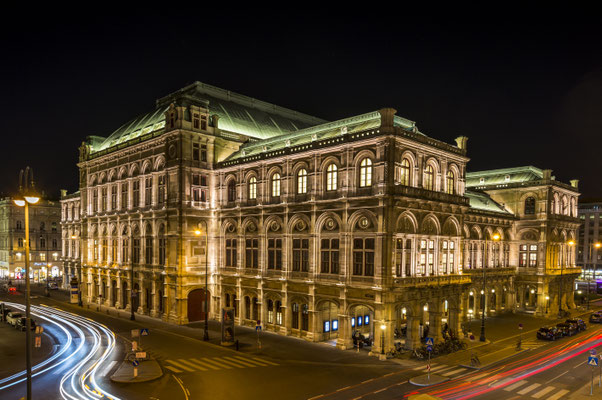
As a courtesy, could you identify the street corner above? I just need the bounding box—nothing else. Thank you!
[409,374,450,386]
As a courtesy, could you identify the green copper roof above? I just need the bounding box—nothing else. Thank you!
[465,190,512,214]
[465,166,544,187]
[92,82,328,153]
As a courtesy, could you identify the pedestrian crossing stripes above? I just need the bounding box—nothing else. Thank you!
[501,380,569,399]
[164,356,279,374]
[411,363,471,378]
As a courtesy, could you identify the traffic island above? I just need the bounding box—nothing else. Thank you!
[409,374,450,386]
[110,358,163,383]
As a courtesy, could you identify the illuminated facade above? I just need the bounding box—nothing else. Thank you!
[0,197,62,281]
[61,82,580,352]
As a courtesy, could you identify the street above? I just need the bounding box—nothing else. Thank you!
[2,285,602,400]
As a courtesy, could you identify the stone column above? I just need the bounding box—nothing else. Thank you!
[151,279,159,317]
[429,311,443,343]
[336,315,353,349]
[406,315,421,350]
[138,278,146,315]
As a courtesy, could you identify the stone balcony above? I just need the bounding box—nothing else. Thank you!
[393,274,471,287]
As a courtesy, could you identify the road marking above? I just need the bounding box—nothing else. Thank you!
[201,357,232,369]
[362,379,374,384]
[517,383,541,395]
[223,356,257,368]
[547,389,569,400]
[504,380,527,391]
[413,363,437,371]
[250,356,279,366]
[307,395,324,400]
[212,357,246,368]
[336,386,351,392]
[189,358,220,370]
[231,356,270,366]
[178,358,208,371]
[490,377,512,387]
[430,365,453,373]
[172,375,189,400]
[532,385,556,398]
[547,370,568,384]
[442,368,466,377]
[166,360,195,372]
[100,360,118,377]
[165,365,183,373]
[374,388,387,394]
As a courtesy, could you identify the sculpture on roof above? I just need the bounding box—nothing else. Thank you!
[78,142,91,162]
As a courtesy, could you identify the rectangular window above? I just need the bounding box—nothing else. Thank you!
[92,188,98,213]
[193,114,200,129]
[101,187,107,211]
[225,239,237,267]
[145,177,152,206]
[293,239,309,272]
[132,238,140,264]
[193,143,200,161]
[111,185,117,210]
[145,237,153,264]
[159,237,166,265]
[353,238,374,276]
[102,239,108,262]
[268,238,282,270]
[320,238,339,274]
[121,182,128,210]
[245,238,259,268]
[133,180,140,207]
[158,175,166,204]
[200,144,207,161]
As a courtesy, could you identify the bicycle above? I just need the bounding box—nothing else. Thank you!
[413,348,425,360]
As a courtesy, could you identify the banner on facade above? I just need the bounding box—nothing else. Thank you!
[70,277,79,304]
[221,307,235,346]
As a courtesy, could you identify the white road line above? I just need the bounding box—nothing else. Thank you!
[374,388,387,394]
[547,389,570,400]
[490,377,512,387]
[201,357,232,369]
[532,385,556,399]
[166,360,195,372]
[504,380,528,391]
[430,365,453,373]
[251,356,279,366]
[223,356,257,368]
[165,365,183,373]
[213,357,246,368]
[100,360,118,377]
[178,359,208,371]
[517,383,541,395]
[413,363,437,371]
[189,358,220,370]
[231,356,269,367]
[442,368,466,377]
[547,370,569,384]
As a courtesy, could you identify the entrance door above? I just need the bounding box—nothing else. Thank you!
[188,289,210,322]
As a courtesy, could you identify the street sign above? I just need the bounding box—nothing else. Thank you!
[588,356,599,367]
[256,320,262,331]
[140,328,149,336]
[132,360,139,367]
[131,329,140,338]
[426,345,433,352]
[425,337,434,346]
[135,352,146,359]
[427,364,431,372]
[518,323,523,330]
[35,336,41,348]
[590,349,597,356]
[35,326,44,334]
[132,341,138,351]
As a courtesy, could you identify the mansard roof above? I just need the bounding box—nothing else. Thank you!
[91,81,328,153]
[465,166,543,187]
[465,189,512,215]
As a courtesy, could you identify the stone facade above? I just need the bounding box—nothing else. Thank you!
[0,197,62,281]
[60,82,581,354]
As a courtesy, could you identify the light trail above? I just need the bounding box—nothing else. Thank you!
[0,302,122,400]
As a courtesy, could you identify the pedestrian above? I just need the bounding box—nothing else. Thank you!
[235,339,239,351]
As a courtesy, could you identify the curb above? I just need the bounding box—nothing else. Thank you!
[109,359,163,384]
[409,374,450,386]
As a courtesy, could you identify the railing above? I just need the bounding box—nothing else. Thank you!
[463,267,517,276]
[393,274,470,287]
[393,185,469,205]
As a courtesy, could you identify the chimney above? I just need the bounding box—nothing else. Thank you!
[455,136,468,151]
[378,108,397,133]
[542,169,552,180]
[570,179,579,189]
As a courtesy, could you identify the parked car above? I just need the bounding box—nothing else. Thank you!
[15,317,36,331]
[565,318,586,331]
[48,282,59,290]
[590,311,602,323]
[556,322,578,337]
[6,311,23,326]
[537,326,562,340]
[1,306,13,322]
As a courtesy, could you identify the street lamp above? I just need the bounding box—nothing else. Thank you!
[13,167,40,400]
[588,242,601,310]
[195,222,210,341]
[71,234,84,307]
[561,240,576,317]
[380,324,386,355]
[545,295,550,314]
[480,232,500,342]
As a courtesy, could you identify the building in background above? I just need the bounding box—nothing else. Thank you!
[60,82,581,353]
[0,197,62,282]
[576,202,602,292]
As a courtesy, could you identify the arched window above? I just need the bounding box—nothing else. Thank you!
[326,164,337,191]
[227,180,236,202]
[423,165,434,191]
[359,158,372,187]
[446,170,455,194]
[297,169,307,194]
[271,173,281,197]
[400,158,410,186]
[524,197,536,215]
[248,177,257,200]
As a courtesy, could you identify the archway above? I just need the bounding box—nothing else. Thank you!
[317,300,339,342]
[349,304,374,347]
[188,288,211,322]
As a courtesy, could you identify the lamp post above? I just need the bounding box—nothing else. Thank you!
[195,222,209,341]
[130,228,136,321]
[545,295,550,314]
[480,233,500,342]
[14,168,40,400]
[380,324,386,355]
[588,242,601,310]
[561,240,576,317]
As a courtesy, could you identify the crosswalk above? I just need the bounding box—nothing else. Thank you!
[164,355,279,374]
[520,338,548,350]
[501,379,569,399]
[411,363,471,378]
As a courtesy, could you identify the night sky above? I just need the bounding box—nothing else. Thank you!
[2,9,601,200]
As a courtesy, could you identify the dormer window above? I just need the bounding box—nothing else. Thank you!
[479,177,485,184]
[504,175,510,182]
[193,113,200,129]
